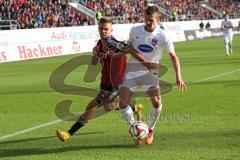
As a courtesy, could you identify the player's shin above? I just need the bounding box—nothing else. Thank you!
[120,105,135,125]
[68,117,87,135]
[225,43,229,55]
[229,42,233,54]
[149,104,162,130]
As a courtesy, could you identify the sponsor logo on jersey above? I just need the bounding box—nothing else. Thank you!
[151,39,158,46]
[138,44,153,53]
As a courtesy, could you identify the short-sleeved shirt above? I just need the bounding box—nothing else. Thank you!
[94,39,127,91]
[126,25,175,79]
[221,19,233,35]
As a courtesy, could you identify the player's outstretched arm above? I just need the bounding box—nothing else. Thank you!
[169,52,187,91]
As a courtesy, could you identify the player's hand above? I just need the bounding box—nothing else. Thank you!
[93,45,100,57]
[102,40,122,55]
[176,78,187,91]
[143,62,159,70]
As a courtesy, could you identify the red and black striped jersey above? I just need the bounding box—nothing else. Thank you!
[93,39,126,90]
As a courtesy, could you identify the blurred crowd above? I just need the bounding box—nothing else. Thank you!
[80,0,147,23]
[0,0,92,29]
[151,0,240,21]
[0,0,239,29]
[80,0,240,23]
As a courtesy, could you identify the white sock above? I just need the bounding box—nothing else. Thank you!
[225,43,229,55]
[149,104,162,130]
[121,106,135,125]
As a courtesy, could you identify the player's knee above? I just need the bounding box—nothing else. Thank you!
[104,102,115,111]
[119,100,128,109]
[152,99,161,108]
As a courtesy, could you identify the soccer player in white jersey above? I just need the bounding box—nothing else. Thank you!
[119,6,187,145]
[221,13,233,56]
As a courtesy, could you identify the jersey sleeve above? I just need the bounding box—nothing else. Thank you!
[221,21,224,29]
[162,30,175,54]
[128,27,135,44]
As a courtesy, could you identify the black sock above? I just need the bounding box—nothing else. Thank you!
[129,104,136,112]
[68,117,87,135]
[129,99,136,112]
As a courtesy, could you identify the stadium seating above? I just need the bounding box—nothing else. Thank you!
[80,0,240,22]
[0,0,91,29]
[0,0,239,29]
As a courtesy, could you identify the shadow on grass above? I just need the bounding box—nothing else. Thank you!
[0,144,134,158]
[0,129,239,158]
[0,131,104,145]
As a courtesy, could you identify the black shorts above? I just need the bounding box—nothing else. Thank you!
[95,84,119,105]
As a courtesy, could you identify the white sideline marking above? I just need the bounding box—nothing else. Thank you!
[0,119,61,141]
[0,115,78,141]
[0,68,240,141]
[192,68,240,84]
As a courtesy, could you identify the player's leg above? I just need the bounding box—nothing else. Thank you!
[119,75,138,125]
[92,93,136,118]
[147,86,162,129]
[119,86,144,145]
[224,34,230,56]
[229,34,233,54]
[140,72,162,144]
[70,90,119,128]
[104,101,119,111]
[83,101,118,121]
[56,99,99,141]
[145,86,162,145]
[119,86,135,125]
[69,97,121,133]
[56,89,127,141]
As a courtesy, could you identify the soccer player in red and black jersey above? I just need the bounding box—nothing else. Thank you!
[56,17,128,141]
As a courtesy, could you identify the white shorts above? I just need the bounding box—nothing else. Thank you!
[121,71,159,92]
[224,33,233,43]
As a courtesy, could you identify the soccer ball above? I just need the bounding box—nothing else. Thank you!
[129,121,149,140]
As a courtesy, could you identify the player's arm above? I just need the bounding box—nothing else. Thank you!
[169,52,187,91]
[102,37,126,57]
[124,45,159,70]
[92,45,100,65]
[105,38,158,70]
[123,27,158,70]
[229,21,233,29]
[91,55,99,65]
[221,22,224,30]
[162,30,186,91]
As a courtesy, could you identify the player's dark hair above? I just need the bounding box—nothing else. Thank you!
[145,6,160,16]
[98,17,112,24]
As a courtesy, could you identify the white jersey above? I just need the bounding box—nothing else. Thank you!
[221,19,233,35]
[125,24,174,79]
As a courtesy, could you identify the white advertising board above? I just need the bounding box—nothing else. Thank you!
[0,19,239,63]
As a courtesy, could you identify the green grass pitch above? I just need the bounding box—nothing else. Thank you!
[0,36,240,160]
